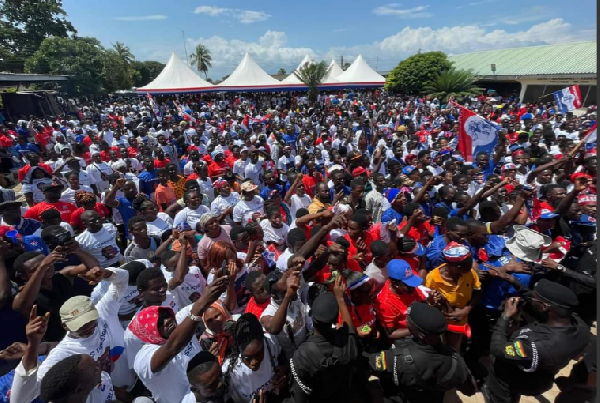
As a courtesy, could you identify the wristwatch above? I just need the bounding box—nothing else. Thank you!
[557,264,567,273]
[189,312,202,322]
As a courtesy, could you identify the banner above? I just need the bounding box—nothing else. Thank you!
[584,123,597,158]
[174,101,196,124]
[553,85,583,113]
[457,105,500,162]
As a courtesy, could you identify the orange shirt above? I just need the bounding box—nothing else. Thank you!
[154,183,177,211]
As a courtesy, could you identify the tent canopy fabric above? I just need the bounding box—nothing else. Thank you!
[323,59,344,84]
[281,54,315,84]
[335,55,385,85]
[218,53,282,90]
[136,53,213,94]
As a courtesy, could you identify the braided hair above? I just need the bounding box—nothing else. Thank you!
[74,191,96,207]
[223,313,265,387]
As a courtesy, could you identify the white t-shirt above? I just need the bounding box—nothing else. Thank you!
[60,185,94,204]
[22,177,53,204]
[276,155,295,182]
[233,159,249,179]
[86,162,113,193]
[261,300,311,358]
[162,265,207,309]
[211,192,241,225]
[289,194,311,220]
[260,219,289,247]
[133,337,201,403]
[222,334,281,403]
[173,205,210,230]
[233,196,264,224]
[146,212,173,237]
[196,178,214,204]
[76,223,123,268]
[37,268,129,386]
[244,162,264,188]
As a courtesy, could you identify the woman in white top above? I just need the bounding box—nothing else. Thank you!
[233,182,264,226]
[211,179,241,225]
[60,171,94,204]
[223,313,285,403]
[173,190,210,231]
[135,198,173,238]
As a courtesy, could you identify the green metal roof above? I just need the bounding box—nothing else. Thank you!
[449,41,597,77]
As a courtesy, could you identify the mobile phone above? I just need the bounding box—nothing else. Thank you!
[220,260,228,277]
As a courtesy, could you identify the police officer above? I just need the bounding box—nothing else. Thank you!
[483,278,590,403]
[369,301,476,403]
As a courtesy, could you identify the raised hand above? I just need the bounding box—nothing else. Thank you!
[26,305,50,346]
[333,274,347,301]
[78,267,107,286]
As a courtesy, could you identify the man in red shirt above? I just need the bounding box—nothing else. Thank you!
[398,203,434,246]
[34,125,51,151]
[17,153,53,182]
[374,259,427,339]
[23,183,77,222]
[302,161,322,199]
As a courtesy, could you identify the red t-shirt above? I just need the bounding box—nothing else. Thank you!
[18,163,53,182]
[208,160,229,178]
[338,303,376,329]
[398,221,433,246]
[35,131,51,148]
[302,173,322,198]
[343,232,375,264]
[375,280,426,330]
[245,297,270,319]
[101,148,121,162]
[154,158,171,169]
[128,146,140,158]
[24,201,77,223]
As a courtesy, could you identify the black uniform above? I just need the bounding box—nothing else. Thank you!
[369,338,475,403]
[484,279,590,403]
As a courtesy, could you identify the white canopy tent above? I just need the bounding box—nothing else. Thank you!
[323,59,344,84]
[218,53,282,91]
[280,54,315,84]
[334,55,385,86]
[136,52,214,94]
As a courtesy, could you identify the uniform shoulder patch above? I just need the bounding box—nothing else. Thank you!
[505,344,516,357]
[375,351,387,371]
[514,341,527,358]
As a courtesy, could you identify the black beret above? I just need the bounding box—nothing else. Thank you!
[311,292,339,324]
[407,302,447,335]
[534,278,578,308]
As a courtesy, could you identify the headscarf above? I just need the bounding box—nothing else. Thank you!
[128,305,174,345]
[198,212,218,232]
[202,300,232,364]
[213,178,227,190]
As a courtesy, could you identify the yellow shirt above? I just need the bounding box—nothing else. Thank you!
[308,198,330,215]
[426,264,481,324]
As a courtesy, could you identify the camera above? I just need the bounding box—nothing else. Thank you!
[52,231,72,248]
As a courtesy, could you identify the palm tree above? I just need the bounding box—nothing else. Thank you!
[112,42,134,64]
[423,68,483,103]
[277,68,286,75]
[294,61,327,105]
[189,44,212,79]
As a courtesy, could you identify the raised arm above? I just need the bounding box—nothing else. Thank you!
[150,277,228,372]
[488,187,533,234]
[493,130,507,165]
[104,177,126,208]
[526,158,567,184]
[284,173,303,204]
[168,233,190,290]
[554,177,588,215]
[414,176,440,204]
[261,268,300,335]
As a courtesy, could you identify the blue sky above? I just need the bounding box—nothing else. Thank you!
[63,0,597,80]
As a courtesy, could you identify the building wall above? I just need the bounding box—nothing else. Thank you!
[518,77,597,105]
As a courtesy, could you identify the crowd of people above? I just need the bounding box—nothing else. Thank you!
[0,89,596,403]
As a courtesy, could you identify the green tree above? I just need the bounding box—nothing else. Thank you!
[189,44,212,79]
[422,68,483,103]
[103,50,133,92]
[131,60,165,87]
[294,61,327,105]
[0,0,76,72]
[342,62,351,70]
[112,41,135,64]
[385,51,452,94]
[277,68,286,75]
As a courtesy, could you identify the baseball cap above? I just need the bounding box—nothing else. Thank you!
[402,166,415,175]
[351,167,368,177]
[387,259,423,287]
[60,296,99,332]
[0,200,22,211]
[538,209,559,219]
[502,163,517,172]
[41,182,64,192]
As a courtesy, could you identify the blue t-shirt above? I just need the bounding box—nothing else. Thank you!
[329,186,350,202]
[116,196,137,237]
[138,170,159,196]
[425,235,449,270]
[381,207,403,224]
[260,184,284,201]
[15,218,41,237]
[21,235,49,255]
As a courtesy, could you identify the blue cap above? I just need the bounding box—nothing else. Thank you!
[387,259,423,287]
[402,166,415,175]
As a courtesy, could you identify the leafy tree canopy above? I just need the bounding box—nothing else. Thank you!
[131,60,165,87]
[295,61,327,105]
[423,68,483,104]
[0,0,76,72]
[385,51,452,94]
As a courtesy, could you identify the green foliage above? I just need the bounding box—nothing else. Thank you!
[131,60,165,87]
[294,61,327,105]
[24,36,136,95]
[385,51,452,94]
[0,0,76,72]
[112,41,135,64]
[422,68,483,103]
[277,68,286,75]
[189,44,212,79]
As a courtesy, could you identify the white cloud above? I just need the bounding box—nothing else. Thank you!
[193,6,271,23]
[372,4,432,18]
[325,18,587,70]
[333,28,349,32]
[456,0,494,9]
[113,15,167,21]
[193,6,228,16]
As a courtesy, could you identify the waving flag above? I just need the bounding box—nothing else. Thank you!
[457,105,500,162]
[553,85,583,113]
[174,101,196,124]
[146,94,162,122]
[584,123,597,156]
